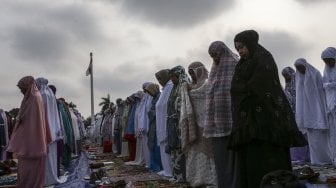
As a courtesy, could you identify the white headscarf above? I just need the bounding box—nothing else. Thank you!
[295,58,328,130]
[155,80,174,145]
[69,108,80,141]
[322,47,336,112]
[36,77,63,142]
[137,82,153,134]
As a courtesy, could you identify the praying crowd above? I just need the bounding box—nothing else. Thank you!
[88,30,336,187]
[1,77,87,187]
[1,29,336,187]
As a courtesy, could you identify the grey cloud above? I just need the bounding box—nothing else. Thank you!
[85,56,187,101]
[117,0,235,27]
[46,5,102,43]
[185,43,216,69]
[0,89,21,107]
[294,0,333,3]
[4,1,108,71]
[259,31,312,68]
[40,76,85,102]
[10,26,69,66]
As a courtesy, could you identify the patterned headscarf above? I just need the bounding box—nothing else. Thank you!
[188,61,209,89]
[169,65,190,84]
[282,67,296,113]
[321,47,336,112]
[203,41,238,137]
[180,62,208,150]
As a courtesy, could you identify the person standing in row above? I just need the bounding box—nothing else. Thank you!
[282,67,296,113]
[282,67,310,163]
[126,84,151,166]
[114,98,124,155]
[229,30,307,187]
[295,58,331,165]
[137,82,153,168]
[118,96,132,158]
[203,41,240,188]
[155,69,174,177]
[35,77,63,186]
[181,61,217,187]
[124,92,143,162]
[166,65,189,182]
[321,47,336,166]
[8,76,51,188]
[145,83,163,172]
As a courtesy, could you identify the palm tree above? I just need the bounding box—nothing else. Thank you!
[99,94,111,113]
[68,102,77,108]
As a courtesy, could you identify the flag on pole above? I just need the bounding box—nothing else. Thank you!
[86,52,93,76]
[86,62,92,76]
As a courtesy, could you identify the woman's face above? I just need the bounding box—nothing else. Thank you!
[295,64,306,74]
[144,89,152,96]
[235,42,250,60]
[323,58,336,68]
[20,88,27,95]
[18,85,27,95]
[156,75,165,87]
[170,74,179,85]
[210,52,221,65]
[188,69,197,83]
[282,72,292,82]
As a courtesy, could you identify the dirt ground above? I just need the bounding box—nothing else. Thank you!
[86,147,336,188]
[86,148,189,188]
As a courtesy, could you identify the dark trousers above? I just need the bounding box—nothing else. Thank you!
[57,139,64,177]
[237,140,292,188]
[212,136,240,188]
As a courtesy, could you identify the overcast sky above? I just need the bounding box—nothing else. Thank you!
[1,0,335,118]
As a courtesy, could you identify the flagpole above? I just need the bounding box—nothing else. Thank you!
[90,52,95,127]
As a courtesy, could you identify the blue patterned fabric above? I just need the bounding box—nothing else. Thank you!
[55,152,91,188]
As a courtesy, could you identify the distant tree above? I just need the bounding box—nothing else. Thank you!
[83,116,92,129]
[68,102,77,108]
[99,94,111,113]
[7,108,19,124]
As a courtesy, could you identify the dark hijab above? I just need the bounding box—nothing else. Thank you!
[234,30,259,54]
[48,85,57,95]
[229,30,307,150]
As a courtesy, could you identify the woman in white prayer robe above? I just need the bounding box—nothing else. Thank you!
[295,58,331,165]
[155,69,173,177]
[35,77,63,186]
[137,83,153,168]
[321,47,336,165]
